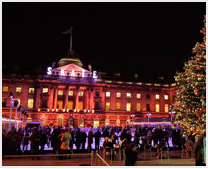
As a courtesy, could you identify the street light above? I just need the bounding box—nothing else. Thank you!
[169,110,176,122]
[9,92,19,130]
[147,112,152,127]
[131,114,135,127]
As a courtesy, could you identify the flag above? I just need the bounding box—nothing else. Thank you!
[62,28,72,34]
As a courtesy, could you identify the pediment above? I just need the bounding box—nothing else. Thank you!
[53,63,89,73]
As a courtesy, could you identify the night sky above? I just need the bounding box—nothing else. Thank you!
[2,2,206,82]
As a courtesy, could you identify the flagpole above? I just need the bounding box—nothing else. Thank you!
[70,27,73,53]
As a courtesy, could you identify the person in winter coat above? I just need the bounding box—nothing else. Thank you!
[75,129,81,150]
[194,135,205,166]
[94,129,101,150]
[125,143,137,166]
[185,135,194,158]
[81,130,87,150]
[65,128,72,151]
[16,128,23,154]
[40,130,47,154]
[23,132,30,151]
[88,129,93,151]
[30,127,41,159]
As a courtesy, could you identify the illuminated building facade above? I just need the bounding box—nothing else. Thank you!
[2,52,176,128]
[2,29,176,128]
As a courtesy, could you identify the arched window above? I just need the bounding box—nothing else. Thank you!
[94,119,99,128]
[105,119,109,126]
[116,119,120,126]
[126,119,130,124]
[57,118,63,127]
[78,118,84,128]
[27,117,32,122]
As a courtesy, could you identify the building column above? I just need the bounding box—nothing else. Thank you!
[85,89,89,112]
[48,87,54,111]
[53,88,58,110]
[75,88,79,112]
[64,87,69,111]
[89,88,94,113]
[35,88,41,110]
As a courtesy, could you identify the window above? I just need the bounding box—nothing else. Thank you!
[146,104,150,111]
[126,93,131,98]
[126,103,131,111]
[67,101,73,110]
[58,90,63,95]
[116,92,121,98]
[78,102,83,110]
[106,92,110,97]
[57,101,63,109]
[16,87,22,93]
[106,102,110,111]
[69,91,74,96]
[42,88,48,93]
[79,92,84,96]
[165,104,169,112]
[29,88,35,94]
[2,98,7,107]
[3,86,8,92]
[164,95,169,100]
[137,103,141,111]
[116,102,121,111]
[137,94,141,99]
[42,100,48,108]
[95,91,100,97]
[28,99,34,108]
[156,104,160,112]
[147,94,150,99]
[95,102,100,110]
[156,94,160,99]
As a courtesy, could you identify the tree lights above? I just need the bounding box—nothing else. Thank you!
[172,15,206,136]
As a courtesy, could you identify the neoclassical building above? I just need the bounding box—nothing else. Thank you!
[2,50,176,128]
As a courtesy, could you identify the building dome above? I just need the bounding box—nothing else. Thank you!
[58,50,83,67]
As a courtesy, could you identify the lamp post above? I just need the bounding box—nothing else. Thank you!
[9,94,13,131]
[9,92,19,130]
[131,114,135,128]
[147,112,151,127]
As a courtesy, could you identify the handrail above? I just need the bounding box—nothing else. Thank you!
[96,153,110,166]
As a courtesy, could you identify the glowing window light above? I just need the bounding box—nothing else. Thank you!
[137,94,141,98]
[145,83,151,86]
[3,86,8,92]
[136,83,142,85]
[126,93,131,98]
[106,92,110,97]
[154,84,160,86]
[16,87,22,93]
[156,94,160,99]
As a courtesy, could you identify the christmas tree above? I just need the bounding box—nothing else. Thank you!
[171,15,206,136]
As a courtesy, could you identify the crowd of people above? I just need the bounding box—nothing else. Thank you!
[2,125,206,166]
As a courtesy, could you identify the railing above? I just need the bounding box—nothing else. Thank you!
[91,150,110,166]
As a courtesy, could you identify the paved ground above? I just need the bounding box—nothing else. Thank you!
[2,157,91,166]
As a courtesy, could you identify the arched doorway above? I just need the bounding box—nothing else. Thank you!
[126,119,131,127]
[78,118,84,127]
[105,119,109,126]
[57,118,63,127]
[68,118,74,128]
[94,119,99,128]
[116,119,120,126]
[27,117,32,122]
